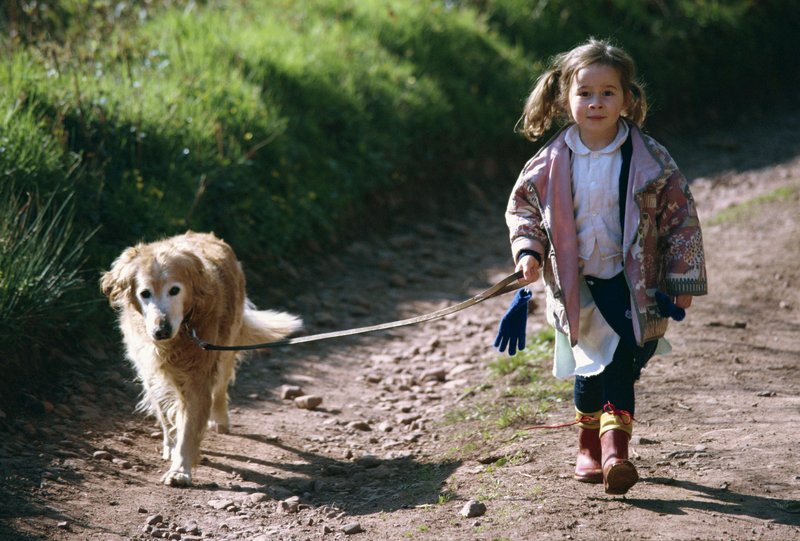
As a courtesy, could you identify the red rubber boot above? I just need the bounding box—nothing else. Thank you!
[574,427,603,483]
[601,429,638,495]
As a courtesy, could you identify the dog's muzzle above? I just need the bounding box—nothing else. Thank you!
[153,321,173,341]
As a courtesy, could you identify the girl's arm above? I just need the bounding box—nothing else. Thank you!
[656,169,708,298]
[506,168,549,269]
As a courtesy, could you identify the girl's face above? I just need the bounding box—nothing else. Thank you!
[568,63,627,150]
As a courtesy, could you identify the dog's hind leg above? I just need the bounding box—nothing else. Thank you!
[162,378,212,487]
[209,352,237,434]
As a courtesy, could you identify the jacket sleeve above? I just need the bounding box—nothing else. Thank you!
[506,162,549,263]
[656,170,708,296]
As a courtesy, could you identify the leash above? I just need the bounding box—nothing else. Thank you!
[187,271,524,351]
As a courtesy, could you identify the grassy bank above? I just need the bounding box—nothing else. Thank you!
[1,0,799,395]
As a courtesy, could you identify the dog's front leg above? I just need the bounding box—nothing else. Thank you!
[155,407,176,461]
[161,380,211,487]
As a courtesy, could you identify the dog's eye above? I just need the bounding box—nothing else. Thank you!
[169,286,181,296]
[140,289,152,299]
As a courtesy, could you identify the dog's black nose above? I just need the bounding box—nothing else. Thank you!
[154,323,173,340]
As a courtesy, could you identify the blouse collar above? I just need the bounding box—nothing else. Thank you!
[565,120,629,156]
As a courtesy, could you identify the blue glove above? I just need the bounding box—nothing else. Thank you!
[655,291,686,321]
[494,288,532,355]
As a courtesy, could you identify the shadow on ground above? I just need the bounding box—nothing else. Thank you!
[200,433,461,515]
[627,477,800,527]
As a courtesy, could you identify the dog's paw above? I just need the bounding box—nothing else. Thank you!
[208,420,230,434]
[161,470,192,487]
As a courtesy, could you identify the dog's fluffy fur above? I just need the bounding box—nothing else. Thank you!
[101,231,301,486]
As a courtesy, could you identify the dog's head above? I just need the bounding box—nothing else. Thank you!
[101,242,208,342]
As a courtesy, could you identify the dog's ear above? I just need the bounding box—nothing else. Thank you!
[174,249,211,314]
[100,246,141,308]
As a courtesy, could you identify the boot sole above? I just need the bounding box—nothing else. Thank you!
[604,461,638,495]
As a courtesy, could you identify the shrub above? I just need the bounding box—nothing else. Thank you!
[0,183,96,390]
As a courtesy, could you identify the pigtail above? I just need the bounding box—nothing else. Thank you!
[625,80,648,128]
[516,66,565,142]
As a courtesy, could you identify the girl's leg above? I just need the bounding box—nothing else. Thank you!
[601,344,636,415]
[599,343,638,495]
[574,374,603,415]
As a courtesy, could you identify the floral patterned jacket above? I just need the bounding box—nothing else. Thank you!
[506,120,707,346]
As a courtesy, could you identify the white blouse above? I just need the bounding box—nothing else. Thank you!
[564,121,629,280]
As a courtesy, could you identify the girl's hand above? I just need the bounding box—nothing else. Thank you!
[515,254,541,285]
[675,294,693,309]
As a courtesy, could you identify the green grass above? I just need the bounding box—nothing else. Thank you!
[0,181,96,392]
[442,328,571,458]
[707,186,797,226]
[1,0,531,267]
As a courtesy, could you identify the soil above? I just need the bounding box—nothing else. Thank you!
[2,109,800,541]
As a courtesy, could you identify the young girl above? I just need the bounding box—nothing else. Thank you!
[504,38,707,495]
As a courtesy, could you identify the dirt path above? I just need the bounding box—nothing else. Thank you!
[2,110,799,541]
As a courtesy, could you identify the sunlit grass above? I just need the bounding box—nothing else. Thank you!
[707,186,797,226]
[442,327,571,459]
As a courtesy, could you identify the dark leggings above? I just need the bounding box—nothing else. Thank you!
[573,273,657,416]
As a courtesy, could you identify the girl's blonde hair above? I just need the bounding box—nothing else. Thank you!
[518,38,647,141]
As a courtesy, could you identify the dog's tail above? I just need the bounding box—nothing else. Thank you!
[240,302,303,345]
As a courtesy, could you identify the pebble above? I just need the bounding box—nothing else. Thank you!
[92,450,113,461]
[112,458,132,469]
[146,514,163,526]
[181,520,200,535]
[420,368,446,382]
[396,413,421,425]
[448,364,474,378]
[208,499,236,511]
[348,421,372,431]
[295,395,323,410]
[630,436,659,445]
[246,492,269,505]
[341,522,364,534]
[281,385,304,399]
[278,496,300,514]
[460,500,487,518]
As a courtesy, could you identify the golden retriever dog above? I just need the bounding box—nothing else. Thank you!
[101,231,301,486]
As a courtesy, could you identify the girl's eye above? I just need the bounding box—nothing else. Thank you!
[140,289,152,299]
[169,286,181,296]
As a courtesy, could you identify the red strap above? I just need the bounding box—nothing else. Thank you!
[525,414,598,430]
[603,401,635,424]
[525,402,635,431]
